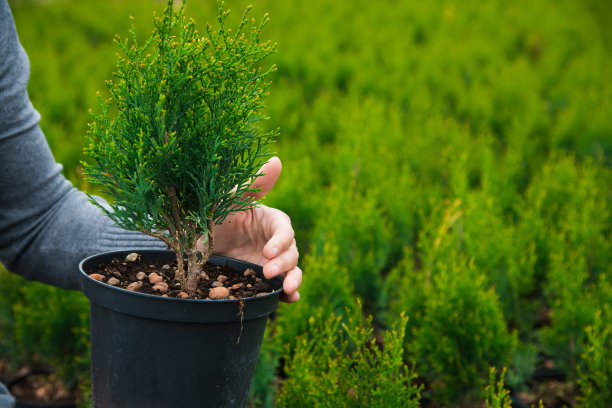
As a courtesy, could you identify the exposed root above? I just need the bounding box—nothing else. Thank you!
[236,298,245,344]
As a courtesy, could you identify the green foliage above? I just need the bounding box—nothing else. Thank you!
[505,344,537,393]
[0,267,90,391]
[485,368,512,408]
[412,261,517,404]
[534,157,612,377]
[82,0,276,291]
[0,266,26,364]
[576,306,612,408]
[7,0,612,404]
[312,186,393,315]
[12,283,90,389]
[276,310,421,408]
[382,247,428,337]
[274,243,359,352]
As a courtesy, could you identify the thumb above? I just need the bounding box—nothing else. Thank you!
[243,156,282,201]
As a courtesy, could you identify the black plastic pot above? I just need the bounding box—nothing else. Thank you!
[78,249,283,408]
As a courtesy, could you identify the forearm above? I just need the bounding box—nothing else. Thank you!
[0,127,166,290]
[0,0,165,290]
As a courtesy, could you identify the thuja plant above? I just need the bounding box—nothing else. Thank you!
[82,0,277,295]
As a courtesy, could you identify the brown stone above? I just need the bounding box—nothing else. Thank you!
[126,281,143,291]
[107,277,120,286]
[152,282,169,294]
[209,287,230,300]
[148,273,163,284]
[89,273,105,282]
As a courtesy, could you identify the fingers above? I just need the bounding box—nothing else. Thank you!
[258,204,301,303]
[264,238,300,303]
[261,206,294,261]
[243,156,282,201]
[261,206,297,281]
[263,238,298,279]
[280,266,302,303]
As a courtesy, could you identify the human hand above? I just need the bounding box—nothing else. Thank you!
[207,157,301,303]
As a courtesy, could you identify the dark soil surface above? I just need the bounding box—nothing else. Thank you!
[88,253,274,300]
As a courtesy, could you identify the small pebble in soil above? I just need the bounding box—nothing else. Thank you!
[127,281,143,291]
[148,273,163,284]
[152,282,169,294]
[217,274,228,283]
[209,287,230,300]
[178,291,189,298]
[107,277,120,286]
[200,272,210,280]
[211,281,224,288]
[230,283,243,290]
[89,273,105,282]
[247,283,252,288]
[162,264,171,270]
[136,271,146,281]
[125,252,139,262]
[244,268,256,277]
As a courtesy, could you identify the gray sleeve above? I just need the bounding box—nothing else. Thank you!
[0,382,14,408]
[0,0,166,291]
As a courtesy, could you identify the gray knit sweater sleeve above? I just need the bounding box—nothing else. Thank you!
[0,0,166,293]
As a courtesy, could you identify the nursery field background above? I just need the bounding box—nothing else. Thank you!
[1,0,611,406]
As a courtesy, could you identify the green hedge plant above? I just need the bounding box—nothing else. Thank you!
[277,308,421,408]
[412,259,517,405]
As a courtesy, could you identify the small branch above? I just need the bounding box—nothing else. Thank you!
[139,229,171,248]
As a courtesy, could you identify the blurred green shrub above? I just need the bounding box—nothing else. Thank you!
[0,267,90,392]
[411,260,517,405]
[276,309,421,407]
[274,243,359,352]
[0,266,25,364]
[576,305,612,408]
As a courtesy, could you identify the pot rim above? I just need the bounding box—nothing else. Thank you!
[78,249,282,323]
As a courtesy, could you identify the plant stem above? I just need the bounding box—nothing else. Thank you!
[185,249,200,295]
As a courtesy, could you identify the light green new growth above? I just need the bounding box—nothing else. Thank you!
[485,367,512,408]
[82,0,277,295]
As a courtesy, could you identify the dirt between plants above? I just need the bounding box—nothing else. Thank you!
[88,253,274,300]
[0,362,77,406]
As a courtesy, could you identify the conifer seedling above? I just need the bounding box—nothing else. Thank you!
[82,0,277,296]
